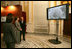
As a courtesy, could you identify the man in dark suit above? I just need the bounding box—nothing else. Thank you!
[20,17,26,41]
[3,13,17,48]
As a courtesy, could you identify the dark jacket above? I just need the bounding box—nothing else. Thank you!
[3,23,17,43]
[19,21,26,31]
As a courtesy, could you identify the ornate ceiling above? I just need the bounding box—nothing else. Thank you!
[61,1,71,8]
[1,1,20,6]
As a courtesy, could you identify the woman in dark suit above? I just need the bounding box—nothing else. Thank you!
[20,17,26,41]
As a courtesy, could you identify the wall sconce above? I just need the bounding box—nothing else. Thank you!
[1,7,5,12]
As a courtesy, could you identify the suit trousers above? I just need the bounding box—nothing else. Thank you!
[23,30,25,40]
[20,30,25,41]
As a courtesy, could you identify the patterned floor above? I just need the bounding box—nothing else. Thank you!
[1,33,71,48]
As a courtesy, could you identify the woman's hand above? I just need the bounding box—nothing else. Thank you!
[20,28,22,31]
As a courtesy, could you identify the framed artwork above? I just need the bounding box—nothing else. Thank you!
[1,16,6,22]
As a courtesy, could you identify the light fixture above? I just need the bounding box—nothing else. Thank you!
[1,7,3,10]
[1,7,5,12]
[10,6,15,9]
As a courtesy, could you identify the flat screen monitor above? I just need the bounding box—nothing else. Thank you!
[47,4,69,20]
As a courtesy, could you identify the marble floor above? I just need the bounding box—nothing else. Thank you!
[1,33,71,48]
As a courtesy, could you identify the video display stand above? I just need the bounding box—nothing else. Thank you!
[48,20,61,44]
[47,3,69,44]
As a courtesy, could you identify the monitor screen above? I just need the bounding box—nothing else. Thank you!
[47,4,69,20]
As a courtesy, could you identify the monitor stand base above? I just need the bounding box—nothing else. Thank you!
[48,37,61,44]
